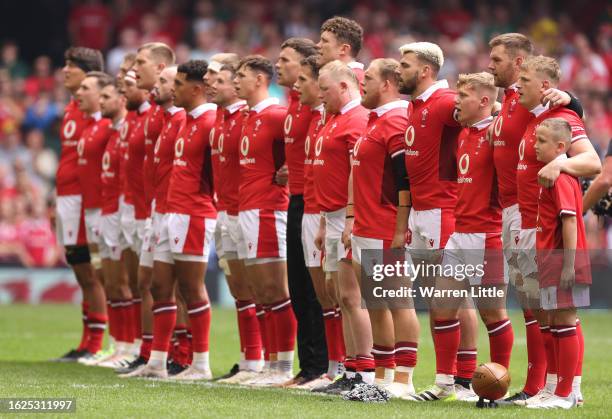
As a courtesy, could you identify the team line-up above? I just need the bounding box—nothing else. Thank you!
[51,16,604,410]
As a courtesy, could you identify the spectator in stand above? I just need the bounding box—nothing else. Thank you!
[140,12,174,47]
[68,0,113,51]
[106,28,140,76]
[0,70,24,133]
[155,0,187,45]
[560,34,609,93]
[1,41,29,80]
[430,0,473,40]
[23,56,55,99]
[23,93,60,132]
[18,196,61,267]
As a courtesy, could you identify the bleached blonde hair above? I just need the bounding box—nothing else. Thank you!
[520,55,561,83]
[398,42,444,72]
[456,72,498,100]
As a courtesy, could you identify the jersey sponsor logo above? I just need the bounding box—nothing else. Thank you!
[313,136,324,165]
[218,134,224,153]
[517,139,527,170]
[352,138,362,166]
[77,138,85,157]
[240,136,255,164]
[120,122,129,140]
[284,114,293,135]
[304,136,310,156]
[457,153,472,183]
[405,125,415,147]
[494,115,503,138]
[144,118,149,137]
[154,137,161,155]
[102,151,111,171]
[209,128,215,147]
[63,120,77,139]
[174,137,186,166]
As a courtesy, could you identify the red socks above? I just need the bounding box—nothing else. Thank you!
[270,298,297,353]
[553,324,579,397]
[576,319,584,377]
[85,312,107,353]
[256,305,269,362]
[522,311,546,395]
[433,319,460,375]
[541,326,556,376]
[236,300,262,360]
[456,348,477,380]
[140,334,152,360]
[151,302,177,353]
[323,308,345,362]
[188,301,211,353]
[77,301,90,351]
[372,344,395,370]
[132,298,142,341]
[174,325,189,365]
[486,318,513,368]
[395,341,417,368]
[356,354,375,373]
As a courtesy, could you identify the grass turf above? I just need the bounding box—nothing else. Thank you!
[0,304,610,418]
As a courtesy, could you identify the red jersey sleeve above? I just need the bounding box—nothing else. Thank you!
[553,174,579,217]
[436,92,460,128]
[385,115,408,157]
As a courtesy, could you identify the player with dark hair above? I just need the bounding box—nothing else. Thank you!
[275,37,327,387]
[233,55,296,386]
[317,17,365,83]
[127,60,218,380]
[53,47,105,363]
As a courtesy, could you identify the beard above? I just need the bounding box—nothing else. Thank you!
[398,73,418,96]
[125,99,142,111]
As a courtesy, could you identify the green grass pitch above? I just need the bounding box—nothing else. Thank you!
[0,305,610,418]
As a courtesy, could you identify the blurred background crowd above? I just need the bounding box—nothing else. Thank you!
[0,0,610,267]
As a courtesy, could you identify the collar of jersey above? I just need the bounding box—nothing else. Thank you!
[226,100,247,114]
[470,115,494,130]
[348,61,365,70]
[166,106,182,116]
[340,98,361,115]
[91,111,102,121]
[314,104,324,113]
[529,102,549,117]
[415,79,449,102]
[189,102,217,119]
[251,97,280,113]
[112,117,125,130]
[371,100,409,117]
[138,101,151,114]
[507,82,519,92]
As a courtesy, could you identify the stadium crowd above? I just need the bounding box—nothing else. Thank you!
[0,0,610,267]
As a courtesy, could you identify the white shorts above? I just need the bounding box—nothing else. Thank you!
[541,285,590,310]
[502,204,521,285]
[238,209,287,261]
[154,213,217,264]
[323,207,349,272]
[99,212,126,260]
[351,235,389,266]
[517,228,537,278]
[119,195,136,246]
[441,232,504,286]
[84,208,102,245]
[302,213,322,268]
[56,194,85,246]
[139,214,160,268]
[407,208,455,261]
[214,211,239,260]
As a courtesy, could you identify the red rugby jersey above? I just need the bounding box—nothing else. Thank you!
[166,103,217,218]
[126,101,151,219]
[101,119,124,215]
[210,108,225,209]
[536,169,590,287]
[284,89,313,196]
[353,101,408,240]
[313,99,369,212]
[455,117,502,233]
[492,85,533,209]
[57,99,93,196]
[238,98,288,211]
[404,80,461,211]
[303,106,325,214]
[153,106,186,214]
[217,100,247,215]
[76,113,112,209]
[516,106,587,229]
[143,103,164,211]
[120,111,136,204]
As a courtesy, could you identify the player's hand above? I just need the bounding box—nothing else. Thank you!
[314,224,325,251]
[560,267,575,290]
[538,159,561,187]
[390,231,406,249]
[342,219,353,250]
[541,88,571,108]
[275,165,289,185]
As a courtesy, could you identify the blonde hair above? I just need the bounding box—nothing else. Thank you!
[370,58,400,86]
[138,42,175,65]
[456,72,498,99]
[398,42,444,72]
[538,118,572,148]
[489,33,533,57]
[520,55,561,83]
[319,60,360,91]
